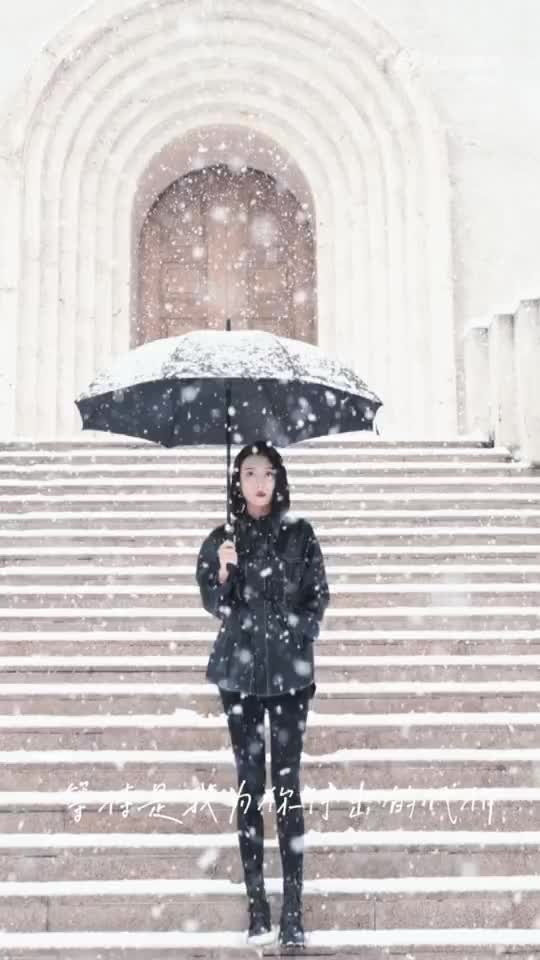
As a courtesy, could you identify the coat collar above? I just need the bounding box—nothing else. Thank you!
[234,508,288,543]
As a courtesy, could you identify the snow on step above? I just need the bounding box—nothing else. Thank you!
[6,505,540,531]
[0,785,536,807]
[4,474,540,488]
[3,524,540,537]
[6,508,540,520]
[1,543,540,556]
[1,605,538,619]
[0,442,510,457]
[2,828,539,849]
[1,680,540,695]
[4,873,540,897]
[2,628,539,643]
[1,929,540,950]
[2,653,540,667]
[0,710,538,729]
[0,458,526,474]
[3,582,540,601]
[5,562,540,577]
[5,490,540,502]
[3,746,540,764]
[2,581,540,595]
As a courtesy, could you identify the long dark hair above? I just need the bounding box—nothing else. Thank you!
[229,441,290,519]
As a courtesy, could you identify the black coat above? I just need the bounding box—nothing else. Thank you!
[196,510,330,697]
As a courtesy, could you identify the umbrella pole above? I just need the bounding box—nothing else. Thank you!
[225,379,232,533]
[225,316,233,539]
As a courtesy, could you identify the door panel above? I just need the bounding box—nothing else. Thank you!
[136,164,316,344]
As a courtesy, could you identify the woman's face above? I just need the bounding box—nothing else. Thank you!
[240,454,276,516]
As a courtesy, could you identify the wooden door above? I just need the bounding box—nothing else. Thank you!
[136,164,316,344]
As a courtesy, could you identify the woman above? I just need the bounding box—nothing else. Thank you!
[196,440,330,947]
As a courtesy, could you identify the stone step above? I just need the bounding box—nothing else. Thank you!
[2,473,531,493]
[3,582,540,607]
[1,478,539,495]
[0,932,538,960]
[0,682,537,715]
[0,445,512,463]
[3,585,540,609]
[1,750,539,791]
[0,786,529,831]
[1,483,533,503]
[1,832,539,882]
[0,610,538,631]
[4,493,540,512]
[4,572,540,592]
[0,630,540,660]
[0,629,538,657]
[1,472,514,499]
[0,438,507,455]
[4,655,540,683]
[0,711,537,750]
[1,545,539,562]
[0,460,530,477]
[0,875,538,932]
[4,566,540,585]
[3,513,540,531]
[2,531,539,549]
[0,463,538,482]
[0,457,528,480]
[0,932,539,960]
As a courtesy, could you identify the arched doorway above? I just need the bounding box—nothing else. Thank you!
[136,163,316,344]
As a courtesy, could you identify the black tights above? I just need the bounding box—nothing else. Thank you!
[219,686,311,895]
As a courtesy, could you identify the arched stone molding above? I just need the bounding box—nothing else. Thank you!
[68,93,347,434]
[0,0,456,439]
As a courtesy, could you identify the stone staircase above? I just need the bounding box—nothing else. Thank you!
[0,437,540,959]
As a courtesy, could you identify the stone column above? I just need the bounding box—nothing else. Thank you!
[463,324,489,438]
[488,313,518,451]
[0,153,19,440]
[514,299,540,465]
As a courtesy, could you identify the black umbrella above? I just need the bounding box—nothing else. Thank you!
[75,320,382,528]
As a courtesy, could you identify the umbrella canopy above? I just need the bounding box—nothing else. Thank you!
[75,329,382,447]
[75,328,382,528]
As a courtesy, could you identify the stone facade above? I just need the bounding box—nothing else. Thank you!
[0,0,538,440]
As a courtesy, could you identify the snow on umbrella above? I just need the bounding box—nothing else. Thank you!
[74,327,382,525]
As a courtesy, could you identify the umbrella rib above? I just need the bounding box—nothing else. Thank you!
[273,333,297,383]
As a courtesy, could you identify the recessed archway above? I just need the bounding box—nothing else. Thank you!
[134,130,317,345]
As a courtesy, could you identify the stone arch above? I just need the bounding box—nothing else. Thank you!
[0,0,456,438]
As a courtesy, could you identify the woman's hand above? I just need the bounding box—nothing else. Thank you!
[217,540,238,584]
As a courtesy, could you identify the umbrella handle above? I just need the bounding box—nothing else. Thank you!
[225,317,234,531]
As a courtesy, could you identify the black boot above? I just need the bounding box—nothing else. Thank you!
[246,884,274,945]
[278,879,305,948]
